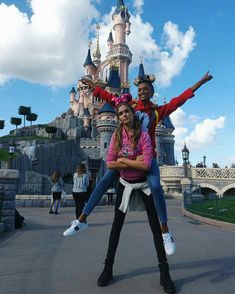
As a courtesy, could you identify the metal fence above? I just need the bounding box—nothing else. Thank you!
[184,192,235,223]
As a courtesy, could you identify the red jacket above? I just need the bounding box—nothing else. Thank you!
[93,86,194,156]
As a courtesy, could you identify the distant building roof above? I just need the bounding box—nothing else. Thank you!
[83,108,91,116]
[107,31,114,43]
[69,86,77,94]
[83,48,96,68]
[161,116,175,130]
[99,102,115,114]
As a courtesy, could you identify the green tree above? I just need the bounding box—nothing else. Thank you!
[18,106,31,128]
[26,113,38,136]
[0,120,4,130]
[10,117,22,132]
[45,125,57,139]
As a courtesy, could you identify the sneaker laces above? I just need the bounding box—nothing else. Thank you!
[71,220,78,226]
[163,233,173,244]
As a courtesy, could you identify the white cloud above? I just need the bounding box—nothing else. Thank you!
[133,0,144,15]
[0,0,99,86]
[186,116,226,149]
[171,110,226,152]
[0,0,195,88]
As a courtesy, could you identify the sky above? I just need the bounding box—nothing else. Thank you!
[0,0,234,168]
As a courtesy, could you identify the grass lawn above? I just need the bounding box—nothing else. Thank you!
[0,149,9,161]
[186,197,235,223]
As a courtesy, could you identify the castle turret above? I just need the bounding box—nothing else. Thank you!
[83,108,92,132]
[96,103,116,160]
[69,86,77,105]
[107,30,114,53]
[107,0,132,85]
[83,46,97,78]
[69,86,79,115]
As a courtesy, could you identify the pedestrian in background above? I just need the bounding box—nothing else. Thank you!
[49,171,63,214]
[72,163,90,219]
[106,187,115,206]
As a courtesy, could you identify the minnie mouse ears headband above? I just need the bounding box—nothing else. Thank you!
[133,74,156,86]
[111,93,132,107]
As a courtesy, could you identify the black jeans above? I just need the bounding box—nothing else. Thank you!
[73,192,88,219]
[105,181,167,266]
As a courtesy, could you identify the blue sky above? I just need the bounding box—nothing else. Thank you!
[0,0,234,167]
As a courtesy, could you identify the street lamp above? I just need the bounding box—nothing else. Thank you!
[203,155,206,168]
[182,143,189,177]
[8,139,16,169]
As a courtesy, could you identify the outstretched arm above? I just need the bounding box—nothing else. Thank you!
[190,71,213,93]
[81,78,96,90]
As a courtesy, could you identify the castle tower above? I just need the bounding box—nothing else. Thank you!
[161,116,175,165]
[96,103,117,160]
[107,0,132,85]
[107,30,114,53]
[83,108,92,132]
[83,45,97,78]
[69,86,79,115]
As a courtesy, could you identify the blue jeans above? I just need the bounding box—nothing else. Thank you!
[83,158,167,224]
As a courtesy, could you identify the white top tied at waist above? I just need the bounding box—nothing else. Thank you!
[119,177,151,213]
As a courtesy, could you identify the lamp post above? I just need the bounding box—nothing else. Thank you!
[8,139,16,169]
[182,143,189,177]
[203,155,206,168]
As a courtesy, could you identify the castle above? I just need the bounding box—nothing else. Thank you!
[6,0,176,195]
[68,0,175,166]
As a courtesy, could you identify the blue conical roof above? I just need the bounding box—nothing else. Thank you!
[138,62,145,78]
[107,31,114,43]
[83,108,91,116]
[112,0,130,18]
[69,86,77,94]
[161,116,175,130]
[107,66,121,88]
[99,103,115,114]
[83,48,96,68]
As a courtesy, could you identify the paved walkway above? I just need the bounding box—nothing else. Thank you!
[0,199,235,294]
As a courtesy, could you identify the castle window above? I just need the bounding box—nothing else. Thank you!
[104,142,107,148]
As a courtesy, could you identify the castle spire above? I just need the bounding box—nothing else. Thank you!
[138,57,145,78]
[93,24,101,66]
[83,44,96,68]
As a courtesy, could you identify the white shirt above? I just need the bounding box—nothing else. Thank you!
[73,173,89,193]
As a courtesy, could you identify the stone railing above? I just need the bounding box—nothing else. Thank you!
[191,168,235,180]
[160,166,184,178]
[0,169,19,232]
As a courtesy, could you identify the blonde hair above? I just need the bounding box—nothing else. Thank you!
[115,102,141,152]
[76,163,86,176]
[51,171,61,183]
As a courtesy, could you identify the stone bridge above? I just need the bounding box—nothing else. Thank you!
[160,166,235,197]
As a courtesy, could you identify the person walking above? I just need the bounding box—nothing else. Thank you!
[49,171,63,214]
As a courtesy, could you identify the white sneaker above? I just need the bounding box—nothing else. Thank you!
[63,219,88,236]
[162,232,176,256]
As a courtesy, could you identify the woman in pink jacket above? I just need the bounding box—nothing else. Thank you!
[97,101,175,293]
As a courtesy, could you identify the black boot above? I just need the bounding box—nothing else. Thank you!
[97,260,113,287]
[159,263,176,294]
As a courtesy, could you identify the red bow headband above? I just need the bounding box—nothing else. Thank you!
[111,93,132,107]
